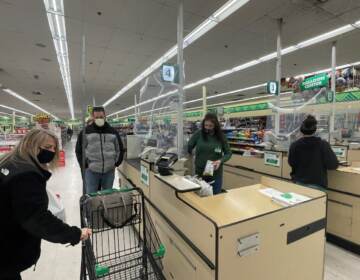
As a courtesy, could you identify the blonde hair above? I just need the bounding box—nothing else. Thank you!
[0,129,60,170]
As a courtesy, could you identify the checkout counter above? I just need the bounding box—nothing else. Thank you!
[118,158,327,280]
[222,148,360,254]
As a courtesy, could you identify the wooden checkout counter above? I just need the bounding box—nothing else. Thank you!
[223,148,360,255]
[119,158,327,280]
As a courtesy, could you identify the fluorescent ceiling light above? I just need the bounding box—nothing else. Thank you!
[0,104,34,116]
[43,0,74,119]
[207,83,266,100]
[103,0,250,107]
[109,19,359,117]
[2,88,58,119]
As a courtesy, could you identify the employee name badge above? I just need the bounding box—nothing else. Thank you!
[215,147,222,154]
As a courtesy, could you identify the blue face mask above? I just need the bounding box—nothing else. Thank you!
[37,148,55,164]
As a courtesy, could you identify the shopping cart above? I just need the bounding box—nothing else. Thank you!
[80,188,166,280]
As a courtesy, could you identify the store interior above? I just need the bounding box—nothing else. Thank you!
[1,0,360,279]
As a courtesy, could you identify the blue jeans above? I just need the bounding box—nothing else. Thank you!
[85,169,115,194]
[211,175,223,195]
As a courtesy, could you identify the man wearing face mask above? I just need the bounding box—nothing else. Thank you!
[76,107,124,193]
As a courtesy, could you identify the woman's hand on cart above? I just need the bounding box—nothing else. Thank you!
[80,228,92,241]
[212,160,221,170]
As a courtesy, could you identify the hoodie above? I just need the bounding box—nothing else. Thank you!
[288,136,339,187]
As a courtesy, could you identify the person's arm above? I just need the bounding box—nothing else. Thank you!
[75,130,83,167]
[288,143,296,168]
[11,173,82,245]
[221,137,232,163]
[322,141,339,170]
[114,130,124,167]
[187,130,200,154]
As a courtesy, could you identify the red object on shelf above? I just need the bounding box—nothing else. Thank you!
[58,150,65,167]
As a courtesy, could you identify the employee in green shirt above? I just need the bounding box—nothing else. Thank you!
[187,113,232,194]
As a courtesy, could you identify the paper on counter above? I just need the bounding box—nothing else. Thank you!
[259,188,310,207]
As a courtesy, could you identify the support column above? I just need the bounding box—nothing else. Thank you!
[176,0,185,157]
[330,41,337,135]
[275,18,283,135]
[12,111,16,133]
[202,86,207,116]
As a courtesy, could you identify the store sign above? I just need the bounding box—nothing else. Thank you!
[264,152,281,167]
[140,164,150,187]
[327,91,334,102]
[184,111,202,118]
[224,103,269,114]
[332,146,347,159]
[266,81,279,96]
[300,73,329,91]
[160,64,179,83]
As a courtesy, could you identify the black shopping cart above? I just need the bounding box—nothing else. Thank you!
[80,188,166,280]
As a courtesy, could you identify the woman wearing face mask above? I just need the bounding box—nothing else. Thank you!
[0,129,91,280]
[188,113,232,194]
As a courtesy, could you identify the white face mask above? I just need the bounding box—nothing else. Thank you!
[95,118,105,127]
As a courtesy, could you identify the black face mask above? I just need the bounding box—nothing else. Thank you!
[204,128,214,135]
[37,148,56,164]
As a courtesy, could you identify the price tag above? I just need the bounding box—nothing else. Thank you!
[264,151,280,167]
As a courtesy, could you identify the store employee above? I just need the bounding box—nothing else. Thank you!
[188,113,232,194]
[288,115,339,188]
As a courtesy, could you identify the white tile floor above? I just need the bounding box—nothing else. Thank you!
[22,140,360,280]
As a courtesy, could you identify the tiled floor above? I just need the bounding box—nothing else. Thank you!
[22,140,360,279]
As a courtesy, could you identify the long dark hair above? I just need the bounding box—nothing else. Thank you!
[201,112,225,144]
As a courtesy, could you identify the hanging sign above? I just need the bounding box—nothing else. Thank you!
[264,151,281,167]
[266,81,280,96]
[140,164,150,187]
[160,63,179,83]
[87,105,93,116]
[300,73,329,91]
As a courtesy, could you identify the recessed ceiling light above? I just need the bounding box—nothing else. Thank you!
[97,11,102,16]
[33,75,39,80]
[35,43,47,48]
[32,91,43,96]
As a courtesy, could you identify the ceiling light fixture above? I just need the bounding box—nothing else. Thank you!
[103,0,250,107]
[43,0,74,119]
[0,104,34,116]
[2,88,58,119]
[108,18,360,117]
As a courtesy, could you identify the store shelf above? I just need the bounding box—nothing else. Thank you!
[226,136,256,141]
[228,141,265,148]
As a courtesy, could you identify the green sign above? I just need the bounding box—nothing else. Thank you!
[332,146,347,159]
[224,103,269,114]
[266,81,279,96]
[264,152,281,167]
[140,164,149,186]
[160,63,179,84]
[300,73,329,91]
[184,111,202,118]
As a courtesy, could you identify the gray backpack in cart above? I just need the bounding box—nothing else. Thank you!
[83,189,136,230]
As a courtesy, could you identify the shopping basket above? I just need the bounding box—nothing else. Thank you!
[80,188,166,280]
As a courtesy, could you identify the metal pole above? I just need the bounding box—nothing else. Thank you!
[12,111,15,133]
[81,35,87,195]
[177,0,185,157]
[274,18,282,136]
[330,41,337,136]
[92,96,96,106]
[202,86,207,116]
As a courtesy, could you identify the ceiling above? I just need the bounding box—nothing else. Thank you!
[0,0,359,119]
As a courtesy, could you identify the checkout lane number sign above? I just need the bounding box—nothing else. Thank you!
[140,164,150,187]
[264,151,281,167]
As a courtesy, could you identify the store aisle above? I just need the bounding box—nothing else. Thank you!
[21,141,360,280]
[23,140,83,280]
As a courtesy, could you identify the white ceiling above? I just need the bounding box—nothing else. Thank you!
[0,0,359,119]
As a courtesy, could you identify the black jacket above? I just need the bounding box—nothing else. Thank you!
[76,122,124,173]
[288,136,339,187]
[0,158,81,274]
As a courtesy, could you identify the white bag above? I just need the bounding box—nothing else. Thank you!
[203,160,214,177]
[197,180,213,197]
[47,189,66,222]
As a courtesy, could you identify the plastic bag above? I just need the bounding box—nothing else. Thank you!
[47,188,66,222]
[197,180,213,197]
[203,160,214,177]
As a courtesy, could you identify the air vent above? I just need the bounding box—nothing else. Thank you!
[32,91,43,96]
[41,58,52,62]
[35,43,47,48]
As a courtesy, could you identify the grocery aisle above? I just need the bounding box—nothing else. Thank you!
[22,139,83,280]
[20,140,360,280]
